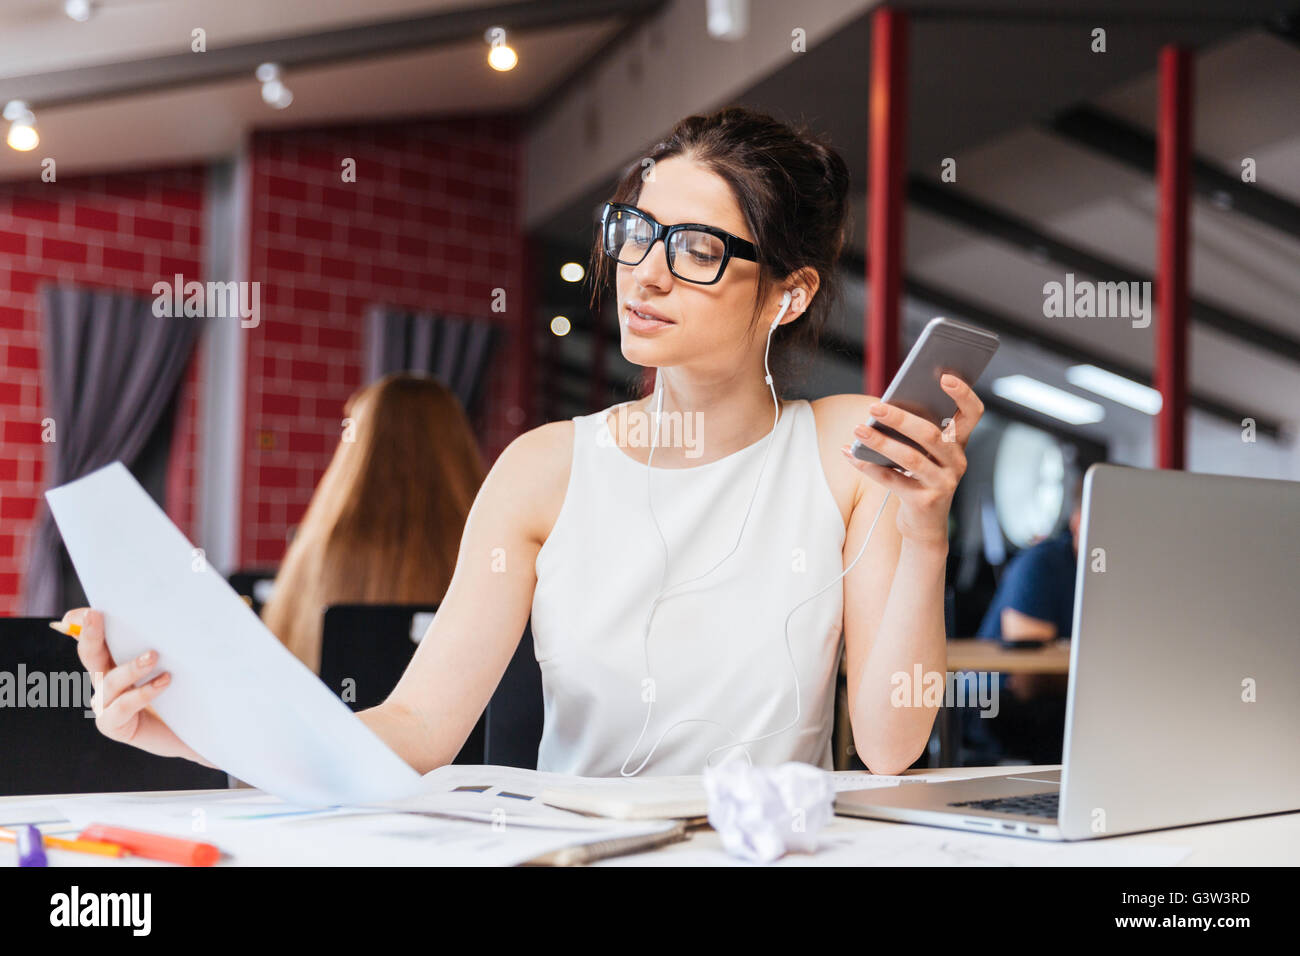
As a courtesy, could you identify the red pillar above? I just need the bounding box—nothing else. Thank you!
[1155,45,1193,470]
[866,7,909,397]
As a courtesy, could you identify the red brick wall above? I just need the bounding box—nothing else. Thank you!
[240,114,529,568]
[164,357,203,547]
[0,112,531,604]
[0,168,205,614]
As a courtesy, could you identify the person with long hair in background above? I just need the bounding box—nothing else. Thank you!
[261,372,485,673]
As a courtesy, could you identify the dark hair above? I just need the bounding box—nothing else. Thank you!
[588,106,851,396]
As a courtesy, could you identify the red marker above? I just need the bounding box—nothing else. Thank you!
[78,824,220,867]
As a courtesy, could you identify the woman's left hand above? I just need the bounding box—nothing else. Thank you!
[840,374,985,550]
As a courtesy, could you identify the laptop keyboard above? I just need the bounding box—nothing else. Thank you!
[948,790,1059,819]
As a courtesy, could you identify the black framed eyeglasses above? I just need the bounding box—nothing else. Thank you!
[600,201,760,285]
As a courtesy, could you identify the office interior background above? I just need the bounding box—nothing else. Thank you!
[0,1,1297,766]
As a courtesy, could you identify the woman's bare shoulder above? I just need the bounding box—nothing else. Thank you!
[477,420,576,543]
[809,394,880,519]
[810,392,877,431]
[496,419,575,465]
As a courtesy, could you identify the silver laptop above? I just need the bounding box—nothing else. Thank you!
[837,464,1300,840]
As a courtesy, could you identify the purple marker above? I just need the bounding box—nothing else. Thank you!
[17,826,47,867]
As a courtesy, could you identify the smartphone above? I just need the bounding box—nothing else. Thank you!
[851,317,1000,470]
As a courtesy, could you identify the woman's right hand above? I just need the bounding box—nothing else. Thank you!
[60,608,215,767]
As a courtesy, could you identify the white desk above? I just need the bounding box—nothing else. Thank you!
[612,765,1300,866]
[3,765,1297,866]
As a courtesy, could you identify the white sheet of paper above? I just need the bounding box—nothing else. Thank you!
[375,764,664,830]
[46,462,422,807]
[49,790,676,866]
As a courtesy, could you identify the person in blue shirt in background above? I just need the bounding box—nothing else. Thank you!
[965,481,1082,764]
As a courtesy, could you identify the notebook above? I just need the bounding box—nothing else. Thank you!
[540,771,923,820]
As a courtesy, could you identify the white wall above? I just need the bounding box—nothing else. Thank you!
[1109,409,1300,481]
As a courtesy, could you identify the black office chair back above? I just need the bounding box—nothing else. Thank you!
[227,569,278,616]
[319,604,484,764]
[0,617,229,796]
[485,623,543,769]
[319,604,437,711]
[318,604,543,769]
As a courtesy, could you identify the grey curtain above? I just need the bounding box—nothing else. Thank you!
[24,285,201,616]
[365,306,497,416]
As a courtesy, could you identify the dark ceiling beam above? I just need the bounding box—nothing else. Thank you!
[834,251,1282,438]
[526,1,668,133]
[1265,9,1300,47]
[1047,106,1300,242]
[908,177,1300,365]
[0,0,663,111]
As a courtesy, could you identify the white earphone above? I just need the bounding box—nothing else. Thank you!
[620,290,892,776]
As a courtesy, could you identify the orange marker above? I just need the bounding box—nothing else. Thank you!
[78,824,220,867]
[48,621,82,637]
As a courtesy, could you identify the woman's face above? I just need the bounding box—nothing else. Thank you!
[615,156,778,381]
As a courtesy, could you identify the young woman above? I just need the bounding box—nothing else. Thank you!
[260,372,485,673]
[63,107,983,777]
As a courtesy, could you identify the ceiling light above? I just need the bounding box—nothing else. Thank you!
[1066,364,1163,415]
[550,316,571,336]
[4,101,38,152]
[560,262,585,283]
[485,27,517,71]
[991,375,1105,425]
[706,0,750,40]
[64,0,94,21]
[256,63,293,110]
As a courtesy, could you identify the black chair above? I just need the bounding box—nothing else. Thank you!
[484,622,544,769]
[0,617,230,797]
[227,569,278,617]
[320,604,484,764]
[318,604,543,769]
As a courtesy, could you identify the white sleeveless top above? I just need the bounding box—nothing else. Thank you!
[531,399,847,776]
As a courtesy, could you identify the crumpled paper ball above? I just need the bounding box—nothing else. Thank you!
[702,761,835,863]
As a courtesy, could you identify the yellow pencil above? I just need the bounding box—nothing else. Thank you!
[45,835,127,857]
[48,621,82,637]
